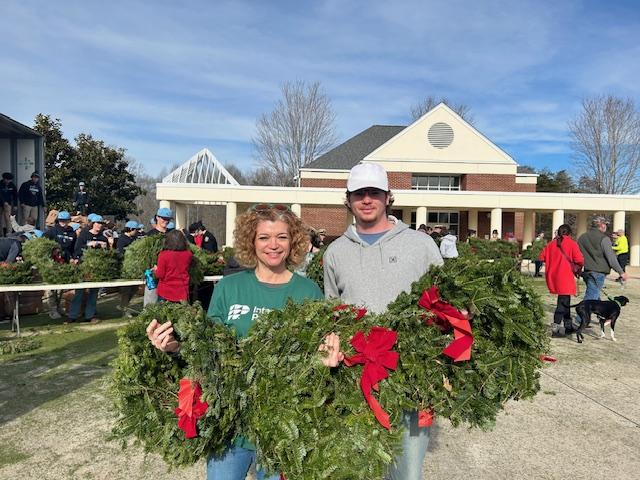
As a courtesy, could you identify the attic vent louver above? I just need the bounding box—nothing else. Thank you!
[427,122,454,149]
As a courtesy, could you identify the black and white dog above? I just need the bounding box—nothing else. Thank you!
[572,296,629,343]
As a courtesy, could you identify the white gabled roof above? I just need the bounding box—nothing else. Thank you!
[162,148,239,185]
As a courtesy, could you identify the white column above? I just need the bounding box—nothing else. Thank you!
[159,200,171,210]
[613,210,625,233]
[291,203,301,217]
[630,213,640,267]
[346,211,355,226]
[402,208,412,227]
[576,212,588,237]
[552,209,564,236]
[416,206,427,229]
[467,209,478,232]
[175,203,187,230]
[490,208,502,238]
[225,202,237,247]
[522,211,535,249]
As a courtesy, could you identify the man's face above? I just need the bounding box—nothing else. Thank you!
[31,176,38,184]
[598,222,607,233]
[156,216,170,231]
[348,188,389,226]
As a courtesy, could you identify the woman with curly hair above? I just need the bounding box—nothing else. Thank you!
[146,203,322,480]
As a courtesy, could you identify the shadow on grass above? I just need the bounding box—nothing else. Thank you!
[0,328,119,426]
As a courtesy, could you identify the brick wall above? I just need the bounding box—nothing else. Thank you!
[301,178,347,188]
[387,172,412,189]
[301,206,348,239]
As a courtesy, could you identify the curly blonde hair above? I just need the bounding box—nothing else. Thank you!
[233,206,308,269]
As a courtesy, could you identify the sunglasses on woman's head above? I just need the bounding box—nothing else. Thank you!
[250,203,291,213]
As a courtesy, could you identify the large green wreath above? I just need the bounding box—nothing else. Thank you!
[81,248,122,281]
[241,301,402,480]
[0,261,33,285]
[21,237,59,267]
[121,235,165,279]
[110,302,243,467]
[39,260,82,284]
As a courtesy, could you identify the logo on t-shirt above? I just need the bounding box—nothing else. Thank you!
[227,304,250,320]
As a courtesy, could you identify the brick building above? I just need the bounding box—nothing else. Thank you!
[299,103,537,241]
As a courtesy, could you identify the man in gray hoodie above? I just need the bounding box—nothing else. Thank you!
[321,161,443,480]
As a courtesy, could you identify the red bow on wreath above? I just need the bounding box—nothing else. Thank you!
[343,327,398,430]
[418,286,473,362]
[175,378,208,439]
[332,304,367,320]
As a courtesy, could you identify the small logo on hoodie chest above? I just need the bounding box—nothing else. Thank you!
[388,256,398,263]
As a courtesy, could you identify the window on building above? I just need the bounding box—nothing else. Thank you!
[411,175,460,191]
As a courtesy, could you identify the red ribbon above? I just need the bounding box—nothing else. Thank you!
[418,286,473,362]
[418,408,434,427]
[539,355,557,362]
[343,327,399,430]
[332,304,367,320]
[175,378,208,439]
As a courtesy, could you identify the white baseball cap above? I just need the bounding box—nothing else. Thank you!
[346,162,389,192]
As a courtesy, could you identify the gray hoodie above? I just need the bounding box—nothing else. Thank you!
[323,219,444,313]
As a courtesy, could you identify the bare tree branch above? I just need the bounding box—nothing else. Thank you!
[252,81,337,186]
[569,95,640,194]
[410,96,474,124]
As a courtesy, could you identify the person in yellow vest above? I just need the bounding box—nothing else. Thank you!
[612,228,629,282]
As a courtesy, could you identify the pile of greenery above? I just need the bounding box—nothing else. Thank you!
[522,239,546,261]
[81,248,122,281]
[304,246,326,292]
[0,261,33,285]
[460,238,519,261]
[21,237,59,267]
[110,302,243,467]
[39,260,82,284]
[121,235,165,279]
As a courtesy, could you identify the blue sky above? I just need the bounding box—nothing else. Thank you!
[2,0,639,176]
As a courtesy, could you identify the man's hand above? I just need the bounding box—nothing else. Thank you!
[319,332,344,367]
[146,319,180,353]
[620,272,629,281]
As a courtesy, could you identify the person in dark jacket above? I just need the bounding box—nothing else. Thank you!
[187,221,218,253]
[0,235,27,263]
[72,181,90,215]
[577,216,628,326]
[44,210,76,262]
[117,220,140,316]
[18,171,45,222]
[0,172,18,237]
[67,214,107,324]
[146,207,172,237]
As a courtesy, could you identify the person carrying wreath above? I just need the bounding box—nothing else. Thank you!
[146,203,322,480]
[539,224,584,337]
[320,162,444,480]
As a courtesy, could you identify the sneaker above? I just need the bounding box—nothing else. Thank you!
[125,312,134,319]
[551,324,565,337]
[63,318,77,325]
[84,317,101,324]
[49,311,62,320]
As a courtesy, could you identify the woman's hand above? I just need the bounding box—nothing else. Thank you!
[319,332,344,367]
[146,319,180,353]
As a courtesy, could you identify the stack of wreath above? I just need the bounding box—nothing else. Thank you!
[21,237,81,284]
[111,256,549,479]
[0,260,33,285]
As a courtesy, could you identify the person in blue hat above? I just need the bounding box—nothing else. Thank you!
[147,207,173,237]
[44,211,77,319]
[144,207,173,306]
[1,172,18,237]
[44,211,76,262]
[73,181,90,216]
[67,214,108,324]
[117,220,141,317]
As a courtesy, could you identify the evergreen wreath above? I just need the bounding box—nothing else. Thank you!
[384,256,549,428]
[110,302,243,467]
[21,237,59,267]
[121,235,165,279]
[241,301,402,480]
[304,246,326,292]
[39,260,82,284]
[81,248,122,281]
[0,261,33,285]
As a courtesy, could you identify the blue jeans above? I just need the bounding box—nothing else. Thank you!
[69,288,98,320]
[388,410,431,480]
[206,446,279,480]
[577,272,606,325]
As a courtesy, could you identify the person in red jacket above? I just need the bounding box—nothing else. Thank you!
[539,224,585,337]
[154,229,192,303]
